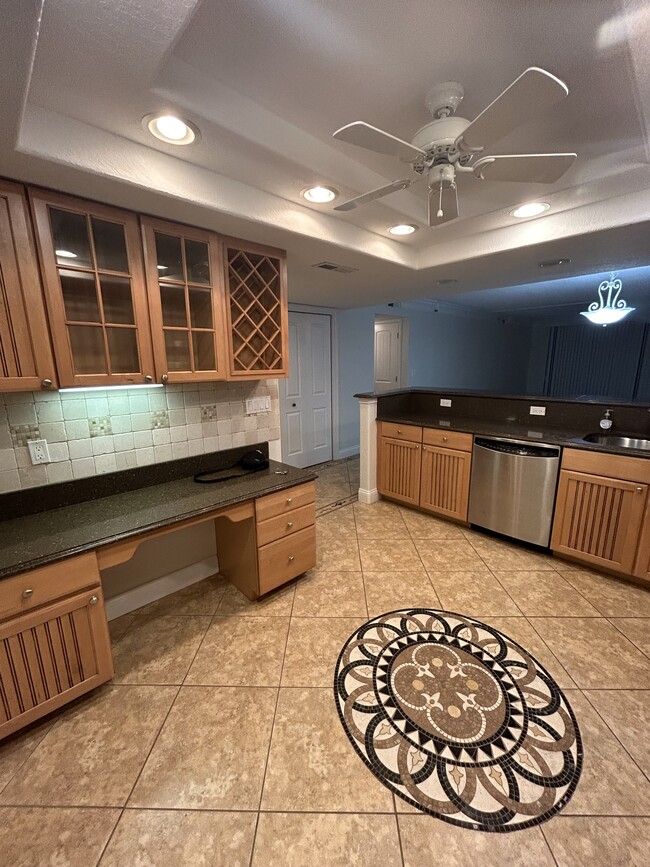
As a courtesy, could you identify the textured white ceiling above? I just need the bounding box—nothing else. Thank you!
[2,0,650,311]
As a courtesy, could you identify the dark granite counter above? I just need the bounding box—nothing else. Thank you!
[0,446,316,580]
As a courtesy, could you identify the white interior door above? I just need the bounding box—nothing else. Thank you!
[374,317,402,392]
[280,312,332,468]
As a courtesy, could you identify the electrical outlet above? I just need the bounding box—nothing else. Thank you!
[440,398,452,407]
[529,406,546,416]
[245,396,271,414]
[28,439,51,464]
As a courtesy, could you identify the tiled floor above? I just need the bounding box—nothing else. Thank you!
[1,461,649,865]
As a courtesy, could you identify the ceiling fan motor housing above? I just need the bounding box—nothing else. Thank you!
[411,116,471,158]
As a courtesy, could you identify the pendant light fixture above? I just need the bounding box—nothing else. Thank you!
[580,272,635,326]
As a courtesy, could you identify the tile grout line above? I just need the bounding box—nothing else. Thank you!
[606,617,650,663]
[539,823,561,867]
[352,502,371,619]
[392,793,407,867]
[0,721,56,798]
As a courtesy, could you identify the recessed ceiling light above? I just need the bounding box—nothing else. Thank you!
[302,186,338,203]
[144,114,199,145]
[538,258,571,268]
[55,249,77,258]
[510,202,550,219]
[388,224,418,236]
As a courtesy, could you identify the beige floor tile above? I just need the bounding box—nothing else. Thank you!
[484,616,576,688]
[186,616,290,686]
[261,687,393,812]
[561,691,650,815]
[317,536,362,571]
[608,618,650,654]
[414,540,486,571]
[493,570,600,616]
[0,806,119,867]
[316,505,356,537]
[542,816,650,867]
[292,569,367,617]
[129,686,276,809]
[112,615,211,684]
[427,570,521,617]
[135,575,228,617]
[398,815,555,866]
[354,500,402,516]
[468,536,557,570]
[217,582,295,616]
[584,689,650,777]
[0,685,177,806]
[399,508,466,539]
[532,617,650,688]
[363,570,440,618]
[108,612,136,643]
[100,809,256,867]
[560,570,650,617]
[354,509,409,539]
[359,538,423,571]
[282,617,359,686]
[252,812,402,866]
[0,719,54,793]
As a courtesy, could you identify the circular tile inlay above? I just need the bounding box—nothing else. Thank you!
[334,609,582,832]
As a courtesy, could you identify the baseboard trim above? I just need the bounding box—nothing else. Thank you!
[105,556,219,620]
[358,487,380,504]
[336,445,360,460]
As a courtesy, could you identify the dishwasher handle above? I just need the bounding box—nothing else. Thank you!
[474,437,560,459]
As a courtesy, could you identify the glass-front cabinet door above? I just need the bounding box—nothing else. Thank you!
[223,238,288,379]
[29,190,155,387]
[141,218,227,383]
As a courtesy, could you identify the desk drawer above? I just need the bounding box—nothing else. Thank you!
[255,481,315,522]
[422,428,473,452]
[256,502,315,547]
[258,525,316,595]
[380,422,422,443]
[0,553,100,622]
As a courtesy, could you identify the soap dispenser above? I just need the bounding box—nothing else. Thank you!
[599,409,613,431]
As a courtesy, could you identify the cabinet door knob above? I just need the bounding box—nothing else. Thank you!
[144,374,153,383]
[422,446,426,451]
[286,497,293,505]
[397,429,402,434]
[636,487,644,493]
[161,374,169,384]
[21,588,33,599]
[288,555,295,562]
[442,436,448,442]
[89,595,99,605]
[41,379,53,389]
[287,521,294,529]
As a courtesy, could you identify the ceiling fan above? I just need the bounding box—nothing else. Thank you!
[332,67,576,226]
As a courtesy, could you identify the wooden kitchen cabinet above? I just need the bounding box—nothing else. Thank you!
[633,500,650,581]
[0,180,57,392]
[29,189,155,387]
[551,448,650,575]
[223,237,288,378]
[0,554,113,740]
[141,217,228,383]
[420,444,472,521]
[378,435,422,506]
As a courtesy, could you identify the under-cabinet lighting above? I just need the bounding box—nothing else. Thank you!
[157,265,167,270]
[55,249,77,258]
[58,384,164,392]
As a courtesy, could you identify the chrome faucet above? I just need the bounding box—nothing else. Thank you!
[599,409,613,431]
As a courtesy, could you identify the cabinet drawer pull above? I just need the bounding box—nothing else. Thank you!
[442,436,448,442]
[397,429,402,434]
[288,555,295,562]
[89,595,99,605]
[287,522,294,529]
[286,497,293,505]
[21,588,34,599]
[41,379,53,389]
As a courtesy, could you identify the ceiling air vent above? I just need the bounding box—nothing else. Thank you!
[312,261,358,274]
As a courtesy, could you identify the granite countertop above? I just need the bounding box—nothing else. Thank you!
[377,411,650,457]
[0,459,316,580]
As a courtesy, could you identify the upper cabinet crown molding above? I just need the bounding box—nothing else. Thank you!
[0,180,57,392]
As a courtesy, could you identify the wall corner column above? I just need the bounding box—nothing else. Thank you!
[358,395,379,504]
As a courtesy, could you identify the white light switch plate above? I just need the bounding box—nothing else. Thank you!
[245,396,271,414]
[28,439,51,464]
[529,406,546,416]
[440,398,452,407]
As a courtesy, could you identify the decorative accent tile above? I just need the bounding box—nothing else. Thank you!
[200,404,217,421]
[89,416,113,437]
[10,424,41,447]
[150,409,170,429]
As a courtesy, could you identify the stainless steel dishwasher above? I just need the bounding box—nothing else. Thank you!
[468,436,561,547]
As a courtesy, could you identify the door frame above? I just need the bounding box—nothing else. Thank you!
[374,315,409,392]
[281,304,340,462]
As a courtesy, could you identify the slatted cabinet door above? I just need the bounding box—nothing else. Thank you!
[551,470,648,574]
[420,445,472,521]
[633,500,650,582]
[0,588,113,740]
[0,180,57,392]
[378,436,421,506]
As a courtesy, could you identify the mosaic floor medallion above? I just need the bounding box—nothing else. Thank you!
[334,609,582,832]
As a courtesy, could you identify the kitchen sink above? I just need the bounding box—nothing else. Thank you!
[582,434,650,451]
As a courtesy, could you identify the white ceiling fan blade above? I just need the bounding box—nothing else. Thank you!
[457,67,569,153]
[428,184,459,226]
[334,178,418,212]
[333,121,426,161]
[473,153,576,183]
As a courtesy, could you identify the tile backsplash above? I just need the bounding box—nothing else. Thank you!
[0,381,280,493]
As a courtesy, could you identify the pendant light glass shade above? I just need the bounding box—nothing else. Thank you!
[580,273,634,326]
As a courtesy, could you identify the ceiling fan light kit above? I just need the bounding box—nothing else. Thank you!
[332,67,576,227]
